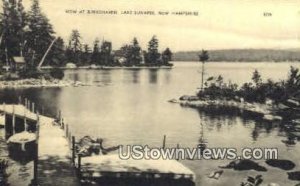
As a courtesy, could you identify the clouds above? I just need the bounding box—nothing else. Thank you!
[4,0,300,51]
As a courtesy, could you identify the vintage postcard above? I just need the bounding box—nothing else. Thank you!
[0,0,300,186]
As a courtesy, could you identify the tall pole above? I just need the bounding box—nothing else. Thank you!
[37,38,57,70]
[201,61,205,91]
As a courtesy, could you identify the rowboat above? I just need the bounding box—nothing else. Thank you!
[7,131,36,161]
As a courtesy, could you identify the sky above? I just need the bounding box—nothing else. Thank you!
[3,0,300,51]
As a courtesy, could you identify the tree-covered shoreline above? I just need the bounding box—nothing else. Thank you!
[0,0,173,81]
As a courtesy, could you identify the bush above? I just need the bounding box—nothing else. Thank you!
[50,68,64,80]
[18,68,45,79]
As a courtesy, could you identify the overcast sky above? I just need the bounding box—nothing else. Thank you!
[3,0,300,51]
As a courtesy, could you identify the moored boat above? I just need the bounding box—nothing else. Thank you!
[7,131,37,161]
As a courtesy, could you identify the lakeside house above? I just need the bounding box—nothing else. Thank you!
[12,57,26,70]
[1,56,26,71]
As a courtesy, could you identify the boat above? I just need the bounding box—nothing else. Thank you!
[7,131,37,161]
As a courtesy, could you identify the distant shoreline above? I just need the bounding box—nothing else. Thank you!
[41,66,173,70]
[173,49,300,62]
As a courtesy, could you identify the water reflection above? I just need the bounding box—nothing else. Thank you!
[131,69,140,84]
[149,69,158,83]
[0,62,299,186]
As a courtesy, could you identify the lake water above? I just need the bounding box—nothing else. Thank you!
[1,62,300,186]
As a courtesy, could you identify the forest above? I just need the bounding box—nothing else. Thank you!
[0,0,173,74]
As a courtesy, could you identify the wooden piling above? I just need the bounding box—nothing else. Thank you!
[33,113,40,185]
[12,104,15,134]
[28,100,31,111]
[32,102,35,113]
[57,110,61,121]
[72,136,76,164]
[162,135,166,149]
[66,124,69,138]
[77,154,82,179]
[62,118,65,129]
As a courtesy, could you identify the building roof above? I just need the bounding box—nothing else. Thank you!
[13,57,25,64]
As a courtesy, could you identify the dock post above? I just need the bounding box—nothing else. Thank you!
[77,154,82,179]
[162,135,166,149]
[61,118,64,129]
[32,102,35,113]
[18,96,21,105]
[65,124,69,137]
[57,110,61,121]
[33,113,40,185]
[12,104,15,135]
[28,100,31,111]
[72,136,75,164]
[3,102,5,113]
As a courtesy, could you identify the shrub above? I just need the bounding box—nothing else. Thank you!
[18,68,45,79]
[50,68,64,80]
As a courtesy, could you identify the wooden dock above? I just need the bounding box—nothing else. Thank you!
[0,101,196,186]
[0,104,80,186]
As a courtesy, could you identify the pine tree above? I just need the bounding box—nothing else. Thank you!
[26,0,55,67]
[199,49,209,90]
[162,48,172,65]
[81,44,91,65]
[100,41,112,66]
[48,37,65,67]
[145,35,160,65]
[67,29,82,65]
[1,0,27,68]
[130,38,142,66]
[91,38,100,65]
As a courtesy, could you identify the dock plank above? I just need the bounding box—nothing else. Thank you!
[0,104,80,186]
[38,118,80,186]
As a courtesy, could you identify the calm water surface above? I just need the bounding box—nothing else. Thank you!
[1,62,300,186]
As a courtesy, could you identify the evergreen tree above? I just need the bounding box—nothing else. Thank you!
[199,50,209,90]
[130,38,142,66]
[162,47,172,65]
[100,41,112,66]
[1,0,27,68]
[48,37,65,67]
[80,44,91,65]
[91,38,100,65]
[252,69,262,86]
[145,35,160,65]
[26,0,55,67]
[67,29,82,65]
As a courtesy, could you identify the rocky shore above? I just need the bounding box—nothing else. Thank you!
[169,95,285,122]
[0,78,87,88]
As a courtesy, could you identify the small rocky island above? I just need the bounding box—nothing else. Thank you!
[171,66,300,126]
